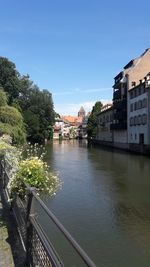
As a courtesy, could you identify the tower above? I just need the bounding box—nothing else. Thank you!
[78,106,85,118]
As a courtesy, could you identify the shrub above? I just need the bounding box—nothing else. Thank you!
[9,157,61,198]
[0,140,15,156]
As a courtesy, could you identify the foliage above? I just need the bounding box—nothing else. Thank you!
[0,140,15,156]
[87,101,103,138]
[9,156,61,198]
[0,57,20,104]
[22,88,55,143]
[0,57,55,144]
[0,141,61,199]
[0,105,26,144]
[0,87,8,106]
[0,106,23,126]
[0,88,26,144]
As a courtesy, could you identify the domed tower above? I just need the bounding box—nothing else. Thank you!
[78,106,85,119]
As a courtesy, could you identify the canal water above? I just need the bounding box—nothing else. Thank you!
[41,140,150,267]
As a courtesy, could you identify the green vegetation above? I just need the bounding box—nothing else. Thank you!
[9,157,60,198]
[87,101,103,138]
[0,89,26,144]
[0,57,55,143]
[0,140,61,198]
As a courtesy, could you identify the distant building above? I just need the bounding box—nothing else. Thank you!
[53,117,78,139]
[78,114,89,139]
[61,115,78,126]
[78,106,85,120]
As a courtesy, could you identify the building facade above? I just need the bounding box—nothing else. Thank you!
[96,104,113,142]
[111,48,150,147]
[128,73,150,145]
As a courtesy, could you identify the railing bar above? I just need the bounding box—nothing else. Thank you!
[29,188,96,267]
[30,216,64,267]
[11,202,26,252]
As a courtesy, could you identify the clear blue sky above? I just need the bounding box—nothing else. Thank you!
[0,0,150,115]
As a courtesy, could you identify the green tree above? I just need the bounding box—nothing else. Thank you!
[0,87,8,106]
[0,57,55,143]
[87,101,103,138]
[0,90,26,144]
[23,88,55,143]
[0,57,20,104]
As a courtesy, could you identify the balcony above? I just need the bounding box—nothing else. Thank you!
[114,72,123,84]
[110,122,127,130]
[114,110,127,121]
[113,90,121,100]
[113,99,127,110]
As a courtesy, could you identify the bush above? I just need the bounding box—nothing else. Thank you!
[9,157,61,198]
[0,140,15,156]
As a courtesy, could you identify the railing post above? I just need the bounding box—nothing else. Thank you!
[25,188,34,267]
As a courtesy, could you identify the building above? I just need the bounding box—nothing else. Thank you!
[128,73,150,147]
[77,114,89,139]
[78,106,85,120]
[53,117,78,139]
[111,48,150,148]
[61,115,78,126]
[96,104,113,143]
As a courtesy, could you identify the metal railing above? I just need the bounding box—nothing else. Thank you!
[0,157,97,267]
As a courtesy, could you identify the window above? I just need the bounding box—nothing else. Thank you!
[134,89,137,97]
[134,116,138,125]
[134,102,137,111]
[130,91,134,99]
[142,98,147,108]
[130,117,134,126]
[130,103,133,112]
[138,100,142,109]
[142,114,147,125]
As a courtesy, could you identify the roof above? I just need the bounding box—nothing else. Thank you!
[97,104,113,116]
[61,115,78,123]
[114,48,150,83]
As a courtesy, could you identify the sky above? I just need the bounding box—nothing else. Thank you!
[0,0,150,115]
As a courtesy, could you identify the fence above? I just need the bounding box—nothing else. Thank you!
[0,156,97,267]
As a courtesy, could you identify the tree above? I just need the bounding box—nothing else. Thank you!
[0,57,20,104]
[23,88,55,143]
[0,57,55,143]
[0,87,8,106]
[87,101,103,138]
[0,90,26,144]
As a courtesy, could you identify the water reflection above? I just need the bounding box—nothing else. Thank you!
[43,140,150,267]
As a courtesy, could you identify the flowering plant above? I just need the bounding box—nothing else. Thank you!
[8,156,61,198]
[0,141,61,198]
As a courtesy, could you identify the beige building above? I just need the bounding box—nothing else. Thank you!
[96,104,113,142]
[111,48,150,148]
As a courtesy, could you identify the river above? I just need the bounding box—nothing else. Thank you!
[40,140,150,267]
